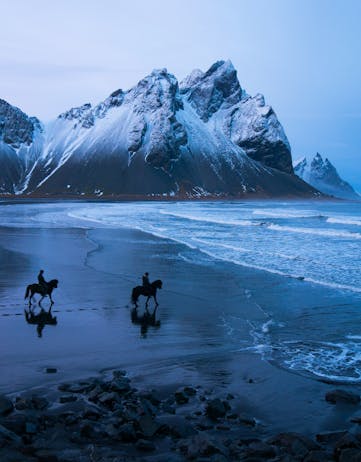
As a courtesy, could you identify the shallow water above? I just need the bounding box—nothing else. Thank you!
[1,200,361,391]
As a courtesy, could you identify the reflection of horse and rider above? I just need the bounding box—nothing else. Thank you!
[25,306,57,337]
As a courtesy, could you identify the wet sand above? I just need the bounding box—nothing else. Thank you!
[0,223,361,440]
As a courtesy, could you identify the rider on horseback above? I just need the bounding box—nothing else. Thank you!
[142,272,150,294]
[38,270,48,294]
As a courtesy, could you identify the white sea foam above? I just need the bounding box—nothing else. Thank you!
[248,321,361,383]
[327,217,361,226]
[252,209,323,219]
[268,224,361,239]
[281,340,361,383]
[159,211,255,226]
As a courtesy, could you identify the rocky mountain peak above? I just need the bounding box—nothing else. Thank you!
[126,68,183,114]
[179,69,204,92]
[0,99,41,148]
[310,153,337,179]
[294,153,359,200]
[180,60,243,121]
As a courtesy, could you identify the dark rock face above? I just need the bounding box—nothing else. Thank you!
[0,143,23,194]
[0,99,41,148]
[223,93,293,173]
[294,153,360,200]
[0,99,43,194]
[181,61,293,174]
[180,60,243,121]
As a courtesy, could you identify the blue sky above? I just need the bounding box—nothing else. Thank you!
[1,0,360,188]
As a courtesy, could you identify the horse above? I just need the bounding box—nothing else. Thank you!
[131,279,162,308]
[24,279,59,307]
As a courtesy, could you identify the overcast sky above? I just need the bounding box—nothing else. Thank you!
[1,0,360,188]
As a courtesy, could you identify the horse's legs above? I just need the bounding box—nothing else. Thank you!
[49,294,54,305]
[154,294,159,306]
[146,296,150,308]
[38,296,44,307]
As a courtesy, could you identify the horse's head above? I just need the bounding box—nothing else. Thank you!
[153,279,162,289]
[49,279,59,288]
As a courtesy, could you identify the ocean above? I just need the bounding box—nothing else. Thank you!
[1,199,361,394]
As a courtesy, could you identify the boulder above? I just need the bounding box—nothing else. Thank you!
[325,389,360,405]
[59,395,77,403]
[205,399,230,420]
[333,433,361,459]
[174,390,189,405]
[0,423,22,445]
[157,415,197,439]
[339,448,361,462]
[303,450,333,462]
[268,432,320,458]
[238,441,276,460]
[316,430,348,444]
[35,449,59,462]
[181,433,223,459]
[0,395,14,416]
[137,414,161,438]
[136,438,156,452]
[117,422,137,442]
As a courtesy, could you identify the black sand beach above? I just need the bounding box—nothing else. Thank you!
[1,217,361,460]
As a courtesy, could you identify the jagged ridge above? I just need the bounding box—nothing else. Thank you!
[294,153,359,200]
[0,60,317,197]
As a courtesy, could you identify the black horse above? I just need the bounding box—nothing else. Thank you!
[131,279,162,307]
[24,279,59,307]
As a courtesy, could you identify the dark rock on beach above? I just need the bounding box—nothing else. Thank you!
[0,395,14,416]
[325,389,361,405]
[267,432,320,458]
[206,398,230,420]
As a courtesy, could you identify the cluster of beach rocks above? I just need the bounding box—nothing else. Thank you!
[1,371,361,461]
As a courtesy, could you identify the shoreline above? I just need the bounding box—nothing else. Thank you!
[0,192,340,203]
[1,203,361,459]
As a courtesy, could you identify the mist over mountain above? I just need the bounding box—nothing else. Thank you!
[294,153,360,200]
[0,61,317,197]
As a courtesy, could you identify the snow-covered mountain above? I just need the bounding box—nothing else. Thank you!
[1,60,318,197]
[294,153,360,200]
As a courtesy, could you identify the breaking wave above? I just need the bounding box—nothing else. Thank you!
[268,224,361,239]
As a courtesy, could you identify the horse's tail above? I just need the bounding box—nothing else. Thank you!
[131,287,138,304]
[25,285,31,299]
